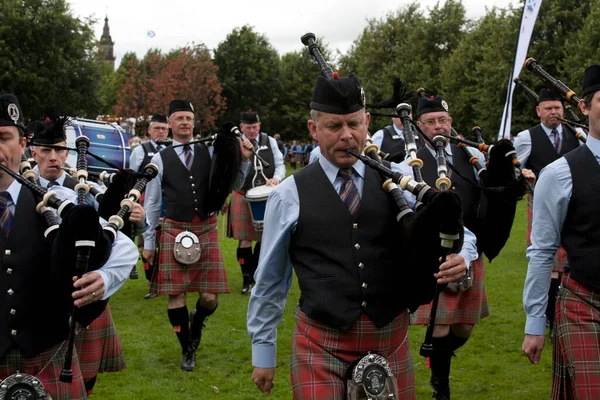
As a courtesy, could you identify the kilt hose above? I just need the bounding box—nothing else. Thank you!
[150,214,230,296]
[0,341,87,400]
[551,274,600,400]
[291,308,415,400]
[74,304,125,381]
[412,256,489,326]
[227,191,263,242]
[527,189,568,273]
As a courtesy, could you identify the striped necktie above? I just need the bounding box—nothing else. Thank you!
[552,129,562,153]
[47,180,57,188]
[183,144,193,170]
[338,168,360,216]
[0,192,13,236]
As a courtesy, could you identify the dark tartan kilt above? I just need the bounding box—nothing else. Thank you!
[411,256,489,325]
[150,214,230,296]
[551,274,600,400]
[0,341,87,400]
[291,308,415,400]
[74,304,125,380]
[227,191,262,242]
[527,188,568,273]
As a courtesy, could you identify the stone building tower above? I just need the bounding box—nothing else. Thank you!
[99,15,115,69]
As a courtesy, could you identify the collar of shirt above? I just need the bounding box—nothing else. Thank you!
[586,135,600,162]
[172,139,194,157]
[4,178,22,207]
[392,124,404,137]
[318,154,365,185]
[39,172,66,188]
[149,139,160,150]
[540,123,563,139]
[426,142,453,163]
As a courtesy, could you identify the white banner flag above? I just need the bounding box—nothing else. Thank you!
[498,0,543,139]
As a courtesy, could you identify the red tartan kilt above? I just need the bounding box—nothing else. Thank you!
[227,191,263,242]
[411,256,489,325]
[150,214,230,295]
[551,274,600,400]
[527,190,568,273]
[0,341,87,400]
[74,304,125,380]
[291,308,415,400]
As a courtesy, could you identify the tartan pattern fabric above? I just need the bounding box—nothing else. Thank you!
[227,191,263,241]
[411,256,489,325]
[150,214,230,295]
[338,168,360,216]
[183,144,192,170]
[74,304,125,380]
[527,187,569,273]
[0,341,87,400]
[290,308,415,400]
[551,274,600,400]
[0,191,13,235]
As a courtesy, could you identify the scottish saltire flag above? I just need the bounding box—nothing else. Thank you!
[498,0,543,139]
[147,30,156,38]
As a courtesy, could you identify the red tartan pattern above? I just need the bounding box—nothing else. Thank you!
[74,304,125,380]
[227,191,263,242]
[150,214,230,295]
[0,341,87,400]
[290,308,415,400]
[551,274,600,400]
[527,189,568,273]
[412,256,489,325]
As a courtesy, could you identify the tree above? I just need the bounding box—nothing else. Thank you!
[113,45,225,134]
[0,0,103,118]
[213,25,282,133]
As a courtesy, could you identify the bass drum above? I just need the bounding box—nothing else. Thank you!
[65,118,130,173]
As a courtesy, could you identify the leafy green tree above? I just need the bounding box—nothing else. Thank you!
[213,25,282,133]
[0,0,103,118]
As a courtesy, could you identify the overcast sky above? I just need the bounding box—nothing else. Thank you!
[68,0,516,67]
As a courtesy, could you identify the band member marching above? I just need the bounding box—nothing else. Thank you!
[142,100,252,371]
[227,110,285,294]
[522,64,600,400]
[0,94,138,399]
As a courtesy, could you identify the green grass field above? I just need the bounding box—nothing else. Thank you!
[93,169,553,399]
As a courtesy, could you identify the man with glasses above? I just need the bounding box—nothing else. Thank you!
[402,96,487,400]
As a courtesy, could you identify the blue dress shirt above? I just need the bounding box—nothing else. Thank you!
[247,155,479,368]
[129,140,164,172]
[523,135,600,335]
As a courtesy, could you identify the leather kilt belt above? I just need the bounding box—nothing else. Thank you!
[150,214,230,296]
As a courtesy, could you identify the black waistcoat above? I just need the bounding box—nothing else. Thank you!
[418,144,480,235]
[242,133,275,190]
[0,187,72,358]
[139,141,159,172]
[62,174,77,190]
[561,145,600,290]
[290,162,407,330]
[526,124,580,177]
[161,144,210,221]
[380,126,406,161]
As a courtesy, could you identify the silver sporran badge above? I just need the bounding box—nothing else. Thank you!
[0,372,48,399]
[347,352,399,399]
[173,230,201,265]
[7,104,19,124]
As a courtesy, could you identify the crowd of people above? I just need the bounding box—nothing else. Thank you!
[0,61,599,400]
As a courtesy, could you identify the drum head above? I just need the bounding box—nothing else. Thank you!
[246,185,275,201]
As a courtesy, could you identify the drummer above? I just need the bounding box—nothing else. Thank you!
[227,110,286,294]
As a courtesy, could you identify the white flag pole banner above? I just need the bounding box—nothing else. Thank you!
[498,0,543,140]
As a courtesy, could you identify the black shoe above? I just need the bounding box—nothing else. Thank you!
[130,268,139,280]
[241,284,253,295]
[180,350,196,371]
[144,292,157,300]
[431,377,450,400]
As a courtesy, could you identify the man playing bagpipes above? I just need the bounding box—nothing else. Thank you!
[142,100,253,372]
[401,95,524,400]
[522,64,600,400]
[514,88,585,335]
[0,94,138,399]
[247,70,476,399]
